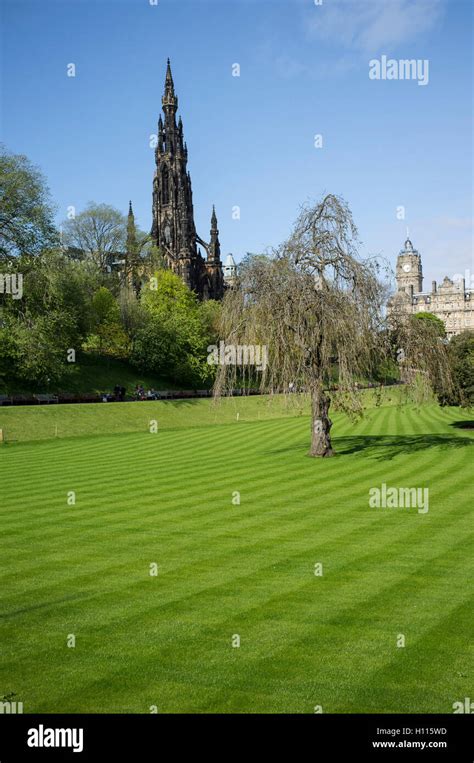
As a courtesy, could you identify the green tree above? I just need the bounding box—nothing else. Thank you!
[438,331,474,407]
[90,287,120,326]
[412,311,446,338]
[118,286,147,339]
[131,270,215,386]
[6,312,78,387]
[86,287,129,357]
[199,298,222,340]
[0,325,19,392]
[62,203,127,269]
[0,250,101,389]
[0,146,58,258]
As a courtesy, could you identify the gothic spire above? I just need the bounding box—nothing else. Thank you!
[209,206,221,261]
[127,200,138,269]
[165,58,174,89]
[162,58,178,114]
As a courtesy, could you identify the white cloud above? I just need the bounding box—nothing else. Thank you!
[306,0,445,54]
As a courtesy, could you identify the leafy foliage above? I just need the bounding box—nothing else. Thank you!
[438,330,474,407]
[412,311,446,338]
[61,203,127,269]
[0,251,100,389]
[130,270,218,387]
[84,286,129,357]
[0,146,58,258]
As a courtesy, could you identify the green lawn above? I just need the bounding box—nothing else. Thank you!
[0,387,403,444]
[0,396,472,713]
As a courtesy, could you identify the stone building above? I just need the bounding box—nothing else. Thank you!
[151,60,225,300]
[388,236,474,337]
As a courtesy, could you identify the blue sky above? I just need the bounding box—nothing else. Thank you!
[1,0,472,284]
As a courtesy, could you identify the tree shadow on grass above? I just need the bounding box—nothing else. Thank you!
[335,433,473,461]
[450,420,474,430]
[265,433,473,461]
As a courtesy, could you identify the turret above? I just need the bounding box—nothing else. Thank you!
[208,205,221,262]
[223,253,238,286]
[126,201,137,258]
[157,115,164,154]
[177,116,184,156]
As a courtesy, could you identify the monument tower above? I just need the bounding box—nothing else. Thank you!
[151,60,224,299]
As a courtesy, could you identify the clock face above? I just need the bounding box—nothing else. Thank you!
[403,263,411,273]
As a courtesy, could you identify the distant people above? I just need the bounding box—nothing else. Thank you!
[102,394,108,403]
[134,384,145,401]
[120,386,126,401]
[134,384,144,401]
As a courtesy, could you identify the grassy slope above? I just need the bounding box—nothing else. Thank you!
[0,388,404,444]
[2,354,180,396]
[0,396,472,713]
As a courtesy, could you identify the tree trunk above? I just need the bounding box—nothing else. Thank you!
[309,387,334,457]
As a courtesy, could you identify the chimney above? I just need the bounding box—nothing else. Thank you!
[432,280,437,294]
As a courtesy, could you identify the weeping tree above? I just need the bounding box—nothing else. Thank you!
[388,308,454,406]
[214,194,453,458]
[214,194,387,456]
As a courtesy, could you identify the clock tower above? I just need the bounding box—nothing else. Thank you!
[395,236,423,295]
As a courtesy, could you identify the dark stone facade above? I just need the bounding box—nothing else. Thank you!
[151,60,224,300]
